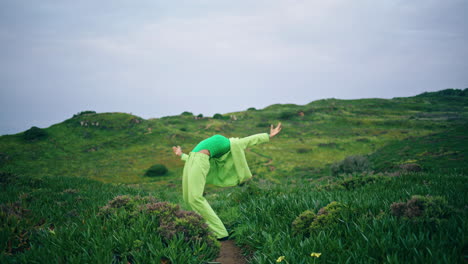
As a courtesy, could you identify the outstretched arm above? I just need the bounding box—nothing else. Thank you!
[172,146,188,161]
[269,122,282,138]
[172,146,182,156]
[238,122,283,148]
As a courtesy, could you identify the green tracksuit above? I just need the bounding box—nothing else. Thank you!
[181,133,270,238]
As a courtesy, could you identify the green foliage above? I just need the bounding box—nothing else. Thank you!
[144,164,168,177]
[369,126,468,172]
[331,155,371,176]
[197,114,203,118]
[99,195,219,249]
[181,111,193,116]
[291,202,348,237]
[279,111,296,120]
[416,88,467,97]
[213,113,223,119]
[0,175,219,263]
[296,148,311,154]
[322,174,391,191]
[247,107,257,111]
[23,126,48,141]
[309,201,348,233]
[73,110,96,117]
[390,195,452,224]
[291,210,315,235]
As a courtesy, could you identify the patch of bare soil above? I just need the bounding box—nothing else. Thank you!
[211,240,247,264]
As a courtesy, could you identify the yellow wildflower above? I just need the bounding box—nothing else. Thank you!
[276,256,285,262]
[311,252,322,258]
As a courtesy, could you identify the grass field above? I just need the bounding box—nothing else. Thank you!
[1,88,467,263]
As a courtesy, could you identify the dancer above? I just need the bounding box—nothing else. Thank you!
[172,123,282,239]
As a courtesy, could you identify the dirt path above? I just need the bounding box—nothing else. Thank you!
[212,240,247,264]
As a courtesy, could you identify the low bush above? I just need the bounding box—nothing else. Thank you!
[23,126,48,141]
[398,163,422,172]
[145,164,168,177]
[322,174,391,191]
[279,111,296,120]
[291,210,316,236]
[73,110,96,117]
[181,111,193,116]
[390,195,452,224]
[318,142,339,148]
[247,107,257,111]
[98,195,219,248]
[330,155,370,176]
[213,113,223,119]
[296,148,312,154]
[292,201,349,237]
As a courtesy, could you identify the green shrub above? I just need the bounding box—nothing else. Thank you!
[213,113,223,119]
[98,195,219,249]
[0,201,34,255]
[23,126,48,141]
[292,210,316,235]
[309,202,348,233]
[144,164,168,177]
[181,111,193,116]
[331,155,370,176]
[390,195,452,224]
[247,107,257,111]
[292,202,348,237]
[340,175,390,190]
[279,111,296,120]
[296,148,312,154]
[73,110,96,117]
[197,114,203,118]
[398,163,422,172]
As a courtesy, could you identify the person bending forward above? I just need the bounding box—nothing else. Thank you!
[172,123,282,239]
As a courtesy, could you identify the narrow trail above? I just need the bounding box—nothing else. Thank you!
[212,240,247,264]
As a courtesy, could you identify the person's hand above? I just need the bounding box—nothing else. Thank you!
[269,122,282,138]
[172,146,183,156]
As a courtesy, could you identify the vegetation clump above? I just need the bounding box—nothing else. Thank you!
[213,113,223,119]
[279,111,296,120]
[322,174,391,191]
[23,126,48,141]
[292,201,348,236]
[0,201,34,255]
[330,155,371,176]
[144,164,168,177]
[296,148,312,154]
[390,195,452,224]
[73,110,96,117]
[98,195,219,248]
[181,111,193,116]
[398,163,422,172]
[291,210,316,236]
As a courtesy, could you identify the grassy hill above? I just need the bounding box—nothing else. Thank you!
[1,88,467,263]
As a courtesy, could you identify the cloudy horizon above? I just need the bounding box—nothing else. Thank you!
[1,0,467,135]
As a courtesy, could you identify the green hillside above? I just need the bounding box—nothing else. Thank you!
[1,89,467,263]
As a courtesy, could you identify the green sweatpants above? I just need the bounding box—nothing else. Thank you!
[182,152,229,239]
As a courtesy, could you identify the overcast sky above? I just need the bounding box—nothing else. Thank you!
[1,0,467,135]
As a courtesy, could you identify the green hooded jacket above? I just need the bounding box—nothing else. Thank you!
[181,133,270,187]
